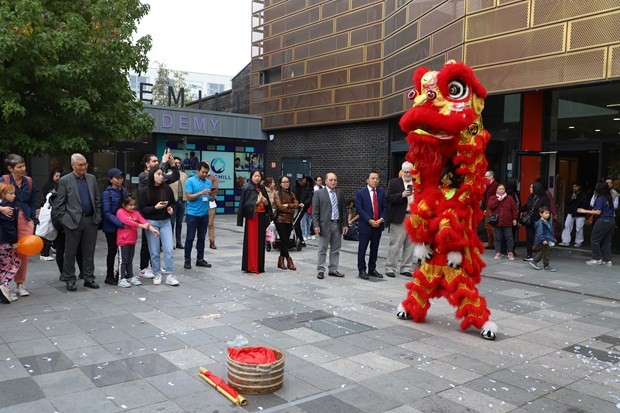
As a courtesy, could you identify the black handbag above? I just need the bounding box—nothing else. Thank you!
[488,214,499,226]
[519,214,532,227]
[520,196,538,227]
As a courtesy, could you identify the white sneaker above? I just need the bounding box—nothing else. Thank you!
[558,242,569,247]
[40,255,54,261]
[585,259,603,265]
[140,268,155,279]
[129,276,142,285]
[9,293,18,302]
[153,274,162,285]
[165,274,179,286]
[117,278,131,288]
[574,243,582,247]
[0,285,10,304]
[602,261,612,267]
[311,235,316,240]
[16,286,30,297]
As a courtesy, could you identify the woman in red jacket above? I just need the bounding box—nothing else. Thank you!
[487,184,519,260]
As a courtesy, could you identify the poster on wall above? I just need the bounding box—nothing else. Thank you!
[201,151,235,189]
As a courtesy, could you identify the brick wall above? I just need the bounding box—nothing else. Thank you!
[264,120,392,201]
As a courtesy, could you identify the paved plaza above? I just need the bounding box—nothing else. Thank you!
[1,215,619,413]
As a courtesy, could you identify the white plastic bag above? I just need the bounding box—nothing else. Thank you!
[265,221,276,243]
[35,193,57,241]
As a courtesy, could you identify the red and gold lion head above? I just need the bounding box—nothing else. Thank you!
[399,60,487,142]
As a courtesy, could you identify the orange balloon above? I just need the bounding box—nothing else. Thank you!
[16,235,44,256]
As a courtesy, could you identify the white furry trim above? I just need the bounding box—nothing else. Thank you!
[413,243,432,261]
[482,320,498,334]
[447,251,462,266]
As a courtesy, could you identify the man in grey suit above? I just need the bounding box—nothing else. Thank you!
[55,154,102,291]
[312,172,348,279]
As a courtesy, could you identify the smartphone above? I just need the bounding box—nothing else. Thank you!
[164,147,171,155]
[407,184,413,191]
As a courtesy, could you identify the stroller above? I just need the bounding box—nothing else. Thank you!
[272,209,304,252]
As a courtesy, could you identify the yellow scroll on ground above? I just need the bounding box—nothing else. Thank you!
[198,366,248,406]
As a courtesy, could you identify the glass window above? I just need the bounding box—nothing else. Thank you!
[547,83,620,142]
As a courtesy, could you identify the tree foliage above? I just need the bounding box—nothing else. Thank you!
[0,0,154,155]
[150,62,197,107]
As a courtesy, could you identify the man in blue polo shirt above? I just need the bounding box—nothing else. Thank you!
[184,162,213,269]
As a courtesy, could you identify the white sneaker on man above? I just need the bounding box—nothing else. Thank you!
[16,286,30,296]
[585,259,602,265]
[165,274,179,286]
[129,277,142,285]
[602,261,612,267]
[558,242,569,247]
[117,278,131,288]
[153,274,162,285]
[40,255,54,261]
[140,268,155,279]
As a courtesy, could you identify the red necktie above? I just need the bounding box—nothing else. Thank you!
[372,188,379,220]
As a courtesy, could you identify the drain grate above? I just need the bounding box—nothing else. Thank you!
[304,317,375,338]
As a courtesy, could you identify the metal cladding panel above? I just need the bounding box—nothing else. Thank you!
[569,11,620,50]
[296,105,347,124]
[431,19,465,55]
[610,45,620,78]
[466,2,530,41]
[475,49,607,93]
[465,24,565,66]
[533,0,620,26]
[466,0,495,13]
[263,112,295,129]
[419,0,465,38]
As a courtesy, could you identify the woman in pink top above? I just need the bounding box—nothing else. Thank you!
[116,195,159,288]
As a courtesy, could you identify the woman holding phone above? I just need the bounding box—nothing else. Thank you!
[138,166,179,286]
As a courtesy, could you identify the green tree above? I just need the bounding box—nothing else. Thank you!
[0,0,153,155]
[150,62,198,107]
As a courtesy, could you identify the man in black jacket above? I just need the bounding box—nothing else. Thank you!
[294,175,314,246]
[385,162,415,278]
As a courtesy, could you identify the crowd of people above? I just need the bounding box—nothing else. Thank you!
[484,171,619,271]
[0,152,618,304]
[0,151,221,303]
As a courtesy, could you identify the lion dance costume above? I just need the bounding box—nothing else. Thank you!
[396,60,497,340]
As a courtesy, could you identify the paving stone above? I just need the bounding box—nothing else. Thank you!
[19,351,75,376]
[32,368,95,396]
[48,387,118,413]
[80,359,142,387]
[0,399,56,413]
[101,378,168,409]
[0,376,46,408]
[123,353,179,377]
[297,394,363,413]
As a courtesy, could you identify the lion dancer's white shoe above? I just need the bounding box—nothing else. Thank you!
[480,320,498,340]
[396,303,411,320]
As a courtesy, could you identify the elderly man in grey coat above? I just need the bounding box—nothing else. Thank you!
[312,172,348,280]
[55,153,101,291]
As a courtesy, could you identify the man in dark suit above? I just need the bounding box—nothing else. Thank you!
[55,153,102,291]
[312,172,348,279]
[355,171,387,280]
[385,161,415,278]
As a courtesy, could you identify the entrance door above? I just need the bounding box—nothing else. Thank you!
[282,158,311,181]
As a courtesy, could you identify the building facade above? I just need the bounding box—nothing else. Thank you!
[249,0,620,226]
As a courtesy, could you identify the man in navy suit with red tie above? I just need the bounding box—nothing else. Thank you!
[355,171,388,280]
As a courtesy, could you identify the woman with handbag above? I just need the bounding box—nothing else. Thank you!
[237,169,272,274]
[487,184,518,260]
[274,176,299,270]
[39,167,63,261]
[520,181,550,261]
